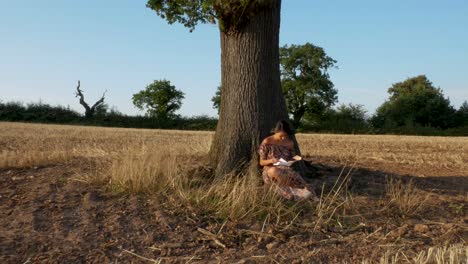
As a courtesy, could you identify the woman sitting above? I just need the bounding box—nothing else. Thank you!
[258,120,316,200]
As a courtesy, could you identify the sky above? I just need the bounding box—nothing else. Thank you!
[1,0,467,117]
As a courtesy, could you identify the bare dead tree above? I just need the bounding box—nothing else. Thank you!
[75,80,107,118]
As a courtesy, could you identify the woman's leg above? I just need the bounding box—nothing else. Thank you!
[265,167,294,199]
[267,167,290,185]
[268,167,319,201]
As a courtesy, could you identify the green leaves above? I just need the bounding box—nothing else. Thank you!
[372,75,457,129]
[211,42,338,127]
[456,101,468,126]
[211,85,221,114]
[279,43,338,128]
[146,0,216,32]
[146,0,276,32]
[132,79,185,119]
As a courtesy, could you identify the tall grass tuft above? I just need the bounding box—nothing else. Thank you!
[106,151,180,194]
[411,243,467,264]
[189,170,303,221]
[97,149,306,222]
[361,243,467,264]
[385,178,430,216]
[314,166,354,230]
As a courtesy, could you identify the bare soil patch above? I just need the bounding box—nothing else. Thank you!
[1,158,466,263]
[0,123,466,263]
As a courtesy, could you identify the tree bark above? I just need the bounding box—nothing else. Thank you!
[209,0,305,177]
[75,80,106,119]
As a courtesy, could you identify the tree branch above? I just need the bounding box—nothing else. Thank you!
[75,80,91,113]
[90,90,107,111]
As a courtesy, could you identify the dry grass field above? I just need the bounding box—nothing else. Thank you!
[0,122,467,263]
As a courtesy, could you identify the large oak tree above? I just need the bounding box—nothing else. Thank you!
[280,43,337,128]
[147,0,308,177]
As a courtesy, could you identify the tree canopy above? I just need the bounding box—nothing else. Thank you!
[334,104,367,123]
[310,104,369,134]
[371,75,456,129]
[211,85,221,114]
[279,43,338,128]
[146,0,275,32]
[132,80,184,119]
[456,100,468,126]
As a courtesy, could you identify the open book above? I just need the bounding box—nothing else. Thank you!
[273,158,295,167]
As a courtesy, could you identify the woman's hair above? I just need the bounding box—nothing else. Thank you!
[273,120,294,135]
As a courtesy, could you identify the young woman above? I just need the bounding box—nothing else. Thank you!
[258,120,316,200]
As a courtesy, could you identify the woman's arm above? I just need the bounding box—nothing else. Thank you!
[259,157,278,166]
[288,140,302,161]
[259,139,278,166]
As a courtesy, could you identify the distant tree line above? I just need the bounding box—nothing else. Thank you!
[1,43,467,136]
[298,75,468,136]
[210,43,468,136]
[0,101,217,131]
[1,79,215,130]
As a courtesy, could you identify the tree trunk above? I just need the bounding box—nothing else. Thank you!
[84,109,94,119]
[292,108,305,129]
[209,0,298,177]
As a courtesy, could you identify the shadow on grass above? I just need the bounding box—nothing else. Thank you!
[304,160,467,197]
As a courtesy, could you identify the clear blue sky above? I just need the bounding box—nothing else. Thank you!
[1,0,467,117]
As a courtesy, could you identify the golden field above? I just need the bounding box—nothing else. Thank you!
[0,122,467,263]
[2,122,467,176]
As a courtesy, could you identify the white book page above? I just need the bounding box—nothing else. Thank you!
[273,158,294,167]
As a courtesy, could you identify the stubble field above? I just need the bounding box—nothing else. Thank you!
[0,122,467,263]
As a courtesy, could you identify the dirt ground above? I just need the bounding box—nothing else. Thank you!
[1,157,466,263]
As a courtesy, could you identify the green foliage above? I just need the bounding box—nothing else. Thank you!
[175,115,218,130]
[0,100,217,131]
[211,85,221,114]
[1,99,465,136]
[455,101,468,126]
[132,80,185,119]
[146,0,216,32]
[146,0,274,32]
[91,112,217,130]
[371,75,457,130]
[0,101,24,121]
[0,101,81,123]
[334,104,368,122]
[279,43,338,128]
[94,103,109,117]
[209,43,338,124]
[301,104,370,134]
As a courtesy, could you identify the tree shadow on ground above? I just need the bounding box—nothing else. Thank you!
[303,160,468,197]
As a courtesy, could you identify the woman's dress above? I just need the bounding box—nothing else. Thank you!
[258,143,314,200]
